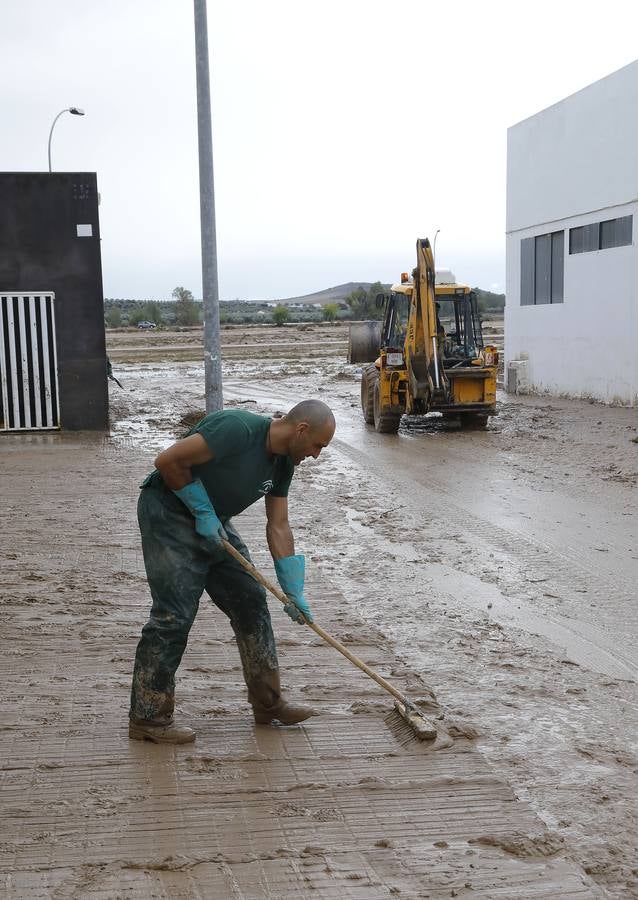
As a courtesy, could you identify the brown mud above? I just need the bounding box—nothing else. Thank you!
[106,322,638,897]
[1,321,636,897]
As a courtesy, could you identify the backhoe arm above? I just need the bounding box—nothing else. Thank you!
[405,238,448,407]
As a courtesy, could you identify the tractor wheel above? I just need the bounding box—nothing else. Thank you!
[373,380,402,434]
[360,364,377,425]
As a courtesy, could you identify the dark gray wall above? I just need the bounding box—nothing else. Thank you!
[0,172,108,429]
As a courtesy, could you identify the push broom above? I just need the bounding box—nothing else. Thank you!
[222,539,438,741]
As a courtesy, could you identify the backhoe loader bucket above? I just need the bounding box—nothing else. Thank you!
[348,321,381,364]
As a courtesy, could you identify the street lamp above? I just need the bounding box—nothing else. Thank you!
[48,107,85,172]
[433,228,441,271]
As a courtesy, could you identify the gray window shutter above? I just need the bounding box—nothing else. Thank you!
[583,223,599,252]
[618,215,633,246]
[601,215,633,249]
[570,226,584,254]
[521,238,535,305]
[535,234,551,304]
[551,231,564,303]
[600,218,616,249]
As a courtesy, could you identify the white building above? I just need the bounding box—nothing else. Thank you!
[505,61,638,406]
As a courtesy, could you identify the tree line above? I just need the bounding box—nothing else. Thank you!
[104,287,200,328]
[104,283,505,328]
[104,291,349,328]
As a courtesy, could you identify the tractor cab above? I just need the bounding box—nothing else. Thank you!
[380,281,485,365]
[435,286,484,366]
[379,287,410,352]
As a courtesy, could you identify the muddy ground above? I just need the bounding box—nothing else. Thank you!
[1,321,635,897]
[104,322,638,898]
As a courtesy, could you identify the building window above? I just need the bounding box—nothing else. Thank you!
[600,215,632,249]
[521,231,564,305]
[569,215,632,254]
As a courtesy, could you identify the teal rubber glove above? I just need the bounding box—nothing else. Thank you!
[173,479,226,547]
[274,555,313,624]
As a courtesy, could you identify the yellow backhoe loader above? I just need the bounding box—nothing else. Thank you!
[350,238,498,433]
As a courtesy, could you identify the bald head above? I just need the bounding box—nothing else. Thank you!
[286,399,335,431]
[270,399,335,465]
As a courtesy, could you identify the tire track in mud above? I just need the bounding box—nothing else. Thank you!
[410,429,638,593]
[329,433,638,681]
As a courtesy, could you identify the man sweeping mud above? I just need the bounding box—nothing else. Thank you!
[129,400,336,744]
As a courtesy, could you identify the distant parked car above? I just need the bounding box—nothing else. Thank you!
[137,321,157,329]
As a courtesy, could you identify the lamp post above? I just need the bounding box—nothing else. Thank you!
[48,107,85,172]
[193,0,223,413]
[433,228,440,271]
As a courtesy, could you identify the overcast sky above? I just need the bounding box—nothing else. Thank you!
[2,0,637,300]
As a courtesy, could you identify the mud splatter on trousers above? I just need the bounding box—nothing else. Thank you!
[130,482,278,723]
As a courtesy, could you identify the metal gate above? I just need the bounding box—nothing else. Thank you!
[0,293,60,430]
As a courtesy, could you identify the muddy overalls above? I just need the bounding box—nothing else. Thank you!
[129,410,294,725]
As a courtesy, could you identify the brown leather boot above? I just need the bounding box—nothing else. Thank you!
[129,718,196,744]
[248,670,316,725]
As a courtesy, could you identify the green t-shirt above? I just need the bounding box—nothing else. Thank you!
[185,409,294,520]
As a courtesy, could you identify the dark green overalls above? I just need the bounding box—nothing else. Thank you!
[129,410,293,724]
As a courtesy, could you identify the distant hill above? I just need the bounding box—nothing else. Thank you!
[278,281,504,309]
[278,282,390,306]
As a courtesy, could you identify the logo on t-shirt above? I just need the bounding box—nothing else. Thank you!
[259,479,274,495]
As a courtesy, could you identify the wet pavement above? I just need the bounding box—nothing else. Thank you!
[0,431,604,898]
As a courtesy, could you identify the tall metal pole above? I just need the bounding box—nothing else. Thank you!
[48,110,67,172]
[193,0,223,412]
[433,228,440,271]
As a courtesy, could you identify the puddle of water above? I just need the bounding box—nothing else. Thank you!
[424,563,638,681]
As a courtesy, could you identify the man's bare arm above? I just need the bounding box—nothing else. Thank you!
[265,494,294,560]
[154,434,214,490]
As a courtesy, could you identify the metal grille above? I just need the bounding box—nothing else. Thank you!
[0,293,60,430]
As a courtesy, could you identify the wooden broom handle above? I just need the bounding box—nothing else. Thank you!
[221,539,408,707]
